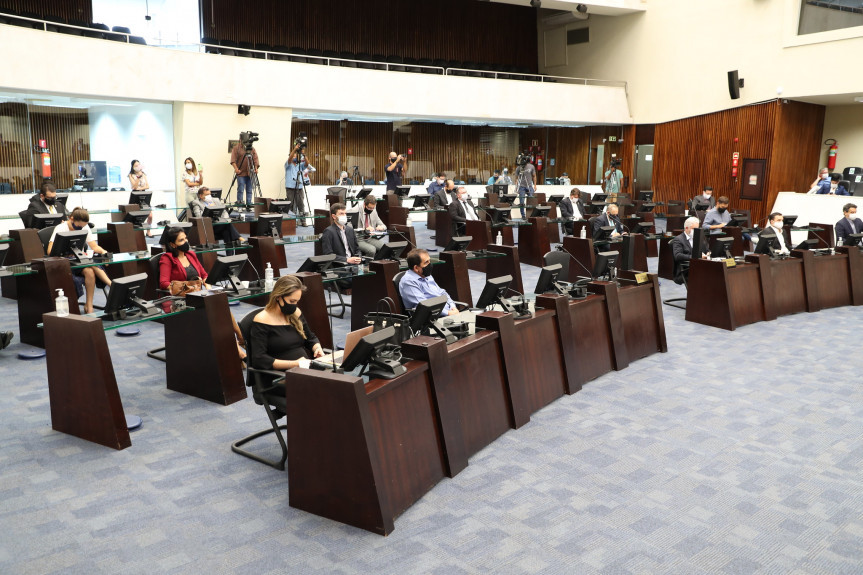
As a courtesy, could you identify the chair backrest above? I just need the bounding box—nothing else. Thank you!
[239,307,266,353]
[542,250,570,280]
[839,180,851,192]
[392,270,407,311]
[145,253,164,300]
[37,227,53,253]
[18,209,32,229]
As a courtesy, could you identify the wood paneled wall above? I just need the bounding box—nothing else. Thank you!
[201,0,538,72]
[651,100,824,225]
[0,0,91,23]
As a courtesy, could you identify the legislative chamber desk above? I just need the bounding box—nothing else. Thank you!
[685,247,863,330]
[42,290,248,450]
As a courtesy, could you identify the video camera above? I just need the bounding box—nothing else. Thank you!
[516,151,533,167]
[240,131,259,152]
[610,158,622,168]
[293,131,308,150]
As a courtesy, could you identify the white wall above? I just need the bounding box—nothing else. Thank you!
[0,24,631,127]
[822,105,863,170]
[89,102,175,192]
[537,0,863,123]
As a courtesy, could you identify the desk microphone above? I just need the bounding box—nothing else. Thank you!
[387,228,418,250]
[555,244,594,280]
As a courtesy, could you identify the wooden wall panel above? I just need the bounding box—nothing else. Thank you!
[0,102,33,194]
[29,106,90,191]
[201,0,538,72]
[651,100,824,225]
[0,0,92,23]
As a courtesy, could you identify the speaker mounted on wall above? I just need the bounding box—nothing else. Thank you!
[238,104,251,116]
[727,71,744,100]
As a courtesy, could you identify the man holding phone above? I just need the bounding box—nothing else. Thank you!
[386,151,407,192]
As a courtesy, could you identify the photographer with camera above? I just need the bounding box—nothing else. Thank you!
[386,151,407,192]
[603,159,623,196]
[230,132,260,206]
[516,152,537,219]
[285,134,311,226]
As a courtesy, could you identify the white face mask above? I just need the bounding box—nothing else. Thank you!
[848,212,858,221]
[337,215,348,225]
[185,163,193,170]
[134,166,142,173]
[774,221,784,229]
[703,193,711,198]
[822,173,830,179]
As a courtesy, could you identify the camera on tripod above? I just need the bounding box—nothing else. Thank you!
[293,132,308,151]
[610,158,622,168]
[240,131,259,152]
[516,151,533,167]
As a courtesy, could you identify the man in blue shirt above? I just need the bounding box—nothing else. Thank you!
[808,167,831,194]
[399,248,458,317]
[427,172,445,196]
[702,195,732,235]
[487,170,501,185]
[385,152,406,191]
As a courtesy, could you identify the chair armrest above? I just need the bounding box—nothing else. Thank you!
[453,301,469,311]
[246,366,286,391]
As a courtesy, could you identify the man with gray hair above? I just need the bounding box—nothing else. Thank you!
[670,216,707,284]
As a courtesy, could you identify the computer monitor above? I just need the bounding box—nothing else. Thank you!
[268,200,292,214]
[693,201,711,212]
[73,178,94,192]
[77,160,108,190]
[640,203,656,213]
[592,193,608,204]
[529,205,552,218]
[782,215,798,228]
[255,213,282,238]
[844,233,863,247]
[588,201,607,215]
[207,254,249,295]
[534,264,563,295]
[339,326,406,379]
[202,206,225,221]
[795,238,819,250]
[411,194,431,209]
[754,233,780,256]
[297,254,337,274]
[123,210,151,226]
[444,236,472,252]
[408,295,455,344]
[544,177,556,185]
[547,195,565,204]
[592,251,618,280]
[633,222,653,234]
[55,193,69,211]
[595,225,617,242]
[638,191,654,202]
[491,184,509,196]
[355,188,372,200]
[485,206,511,226]
[209,188,223,200]
[475,275,512,309]
[48,230,89,262]
[500,193,518,204]
[129,191,152,208]
[102,272,159,321]
[374,241,408,261]
[710,237,735,259]
[393,186,412,198]
[346,211,360,230]
[32,213,64,230]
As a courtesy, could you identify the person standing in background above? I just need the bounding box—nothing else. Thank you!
[129,159,154,236]
[181,156,203,205]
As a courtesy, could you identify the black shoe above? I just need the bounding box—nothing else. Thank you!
[0,331,13,350]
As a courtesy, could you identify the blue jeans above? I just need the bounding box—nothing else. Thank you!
[237,176,252,205]
[518,186,533,218]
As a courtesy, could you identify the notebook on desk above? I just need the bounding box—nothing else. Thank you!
[316,325,374,368]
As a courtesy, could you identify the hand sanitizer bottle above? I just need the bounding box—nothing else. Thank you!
[496,231,503,245]
[55,289,69,317]
[580,226,587,239]
[264,262,274,291]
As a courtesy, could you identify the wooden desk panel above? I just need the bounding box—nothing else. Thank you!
[518,216,551,268]
[657,235,675,281]
[435,251,473,306]
[616,277,668,361]
[768,257,808,317]
[686,259,765,331]
[814,254,852,309]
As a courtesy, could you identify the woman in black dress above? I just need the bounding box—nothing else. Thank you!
[250,275,324,371]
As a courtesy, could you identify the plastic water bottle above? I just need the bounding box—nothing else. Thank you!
[264,262,274,291]
[837,237,844,247]
[55,289,69,317]
[579,226,587,239]
[496,231,503,245]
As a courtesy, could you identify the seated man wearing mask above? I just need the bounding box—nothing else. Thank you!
[496,168,513,185]
[399,248,459,316]
[835,203,863,243]
[354,195,387,258]
[427,172,446,196]
[432,179,457,209]
[670,216,708,283]
[335,171,353,186]
[690,186,716,212]
[189,187,246,245]
[701,196,732,234]
[591,202,625,241]
[755,212,790,255]
[25,181,69,226]
[825,174,850,196]
[448,187,480,236]
[559,187,585,235]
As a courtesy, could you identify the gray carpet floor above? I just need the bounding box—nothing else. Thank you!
[1,222,861,575]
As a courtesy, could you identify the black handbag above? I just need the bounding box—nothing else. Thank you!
[364,297,411,344]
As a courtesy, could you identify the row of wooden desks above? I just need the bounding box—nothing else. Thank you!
[685,247,863,330]
[282,271,668,535]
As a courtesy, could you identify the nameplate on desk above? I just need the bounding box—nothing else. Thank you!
[725,258,736,268]
[634,272,649,284]
[111,253,136,263]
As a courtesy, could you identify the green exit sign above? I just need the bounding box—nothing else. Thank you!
[608,136,617,142]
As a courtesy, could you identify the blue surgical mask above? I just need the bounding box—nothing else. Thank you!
[72,223,84,230]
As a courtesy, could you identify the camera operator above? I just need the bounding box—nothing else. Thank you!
[603,159,623,196]
[284,138,311,226]
[230,133,260,206]
[386,151,407,192]
[516,153,537,219]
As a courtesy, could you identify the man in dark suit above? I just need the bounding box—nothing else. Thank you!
[427,172,445,196]
[432,179,456,209]
[591,203,625,241]
[836,203,863,243]
[448,187,480,237]
[670,216,707,284]
[24,181,69,227]
[690,186,716,213]
[321,202,362,264]
[558,187,585,235]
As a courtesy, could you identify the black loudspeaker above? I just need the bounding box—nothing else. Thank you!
[237,104,251,116]
[727,70,743,100]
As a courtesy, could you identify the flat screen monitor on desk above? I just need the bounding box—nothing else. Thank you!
[209,188,222,200]
[33,213,64,230]
[103,272,159,321]
[393,186,412,198]
[500,193,518,204]
[49,230,90,263]
[782,215,798,228]
[123,210,151,226]
[593,193,608,204]
[129,191,151,208]
[844,233,863,247]
[529,205,551,218]
[754,233,780,257]
[268,200,292,214]
[208,254,249,295]
[711,237,735,259]
[547,195,565,204]
[73,178,94,192]
[490,184,509,196]
[595,225,617,243]
[297,254,337,276]
[474,274,529,319]
[374,241,408,261]
[409,295,456,344]
[592,251,618,281]
[638,191,654,202]
[55,193,69,211]
[444,236,471,252]
[633,222,653,234]
[795,238,819,250]
[588,202,607,215]
[411,194,431,209]
[485,206,511,226]
[354,188,372,201]
[534,264,563,295]
[339,325,405,379]
[693,201,711,212]
[77,160,108,190]
[202,206,225,221]
[640,203,656,213]
[255,213,282,238]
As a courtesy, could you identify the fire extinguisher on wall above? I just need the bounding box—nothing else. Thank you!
[535,149,544,172]
[36,139,51,179]
[732,151,739,178]
[825,139,838,171]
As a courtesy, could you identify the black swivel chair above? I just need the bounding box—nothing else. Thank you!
[663,257,689,310]
[231,307,290,470]
[146,254,171,361]
[542,250,571,281]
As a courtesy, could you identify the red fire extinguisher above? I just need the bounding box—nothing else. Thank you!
[825,139,838,171]
[731,151,739,178]
[37,139,51,179]
[535,150,544,172]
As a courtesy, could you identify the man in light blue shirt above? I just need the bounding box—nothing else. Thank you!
[488,170,501,185]
[702,195,732,235]
[399,248,458,316]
